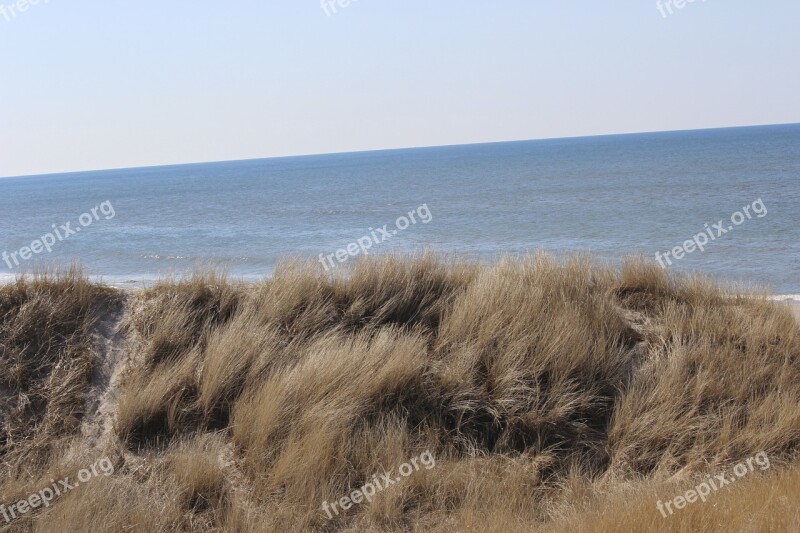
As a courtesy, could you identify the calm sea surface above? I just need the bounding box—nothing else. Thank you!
[1,124,798,292]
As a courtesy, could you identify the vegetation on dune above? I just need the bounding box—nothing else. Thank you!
[1,254,799,531]
[0,267,121,479]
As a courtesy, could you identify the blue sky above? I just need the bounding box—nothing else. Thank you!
[1,1,798,177]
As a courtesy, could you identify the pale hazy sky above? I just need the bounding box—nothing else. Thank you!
[1,1,798,178]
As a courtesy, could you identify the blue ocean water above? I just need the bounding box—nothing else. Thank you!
[1,124,798,292]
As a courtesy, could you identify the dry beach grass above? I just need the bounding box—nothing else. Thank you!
[1,254,799,531]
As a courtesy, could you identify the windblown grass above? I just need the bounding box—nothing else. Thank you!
[1,254,799,531]
[0,267,120,479]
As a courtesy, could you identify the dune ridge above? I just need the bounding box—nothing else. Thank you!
[1,254,799,532]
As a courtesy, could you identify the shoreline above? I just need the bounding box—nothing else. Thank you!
[2,270,800,322]
[2,273,800,300]
[2,278,798,323]
[765,296,800,322]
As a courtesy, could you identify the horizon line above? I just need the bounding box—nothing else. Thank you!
[2,121,798,180]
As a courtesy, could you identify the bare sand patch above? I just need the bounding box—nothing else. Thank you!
[791,302,800,323]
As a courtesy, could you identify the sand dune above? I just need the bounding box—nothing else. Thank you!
[1,256,799,531]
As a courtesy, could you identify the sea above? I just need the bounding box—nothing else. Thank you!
[1,124,798,295]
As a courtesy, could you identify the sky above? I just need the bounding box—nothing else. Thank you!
[1,0,798,178]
